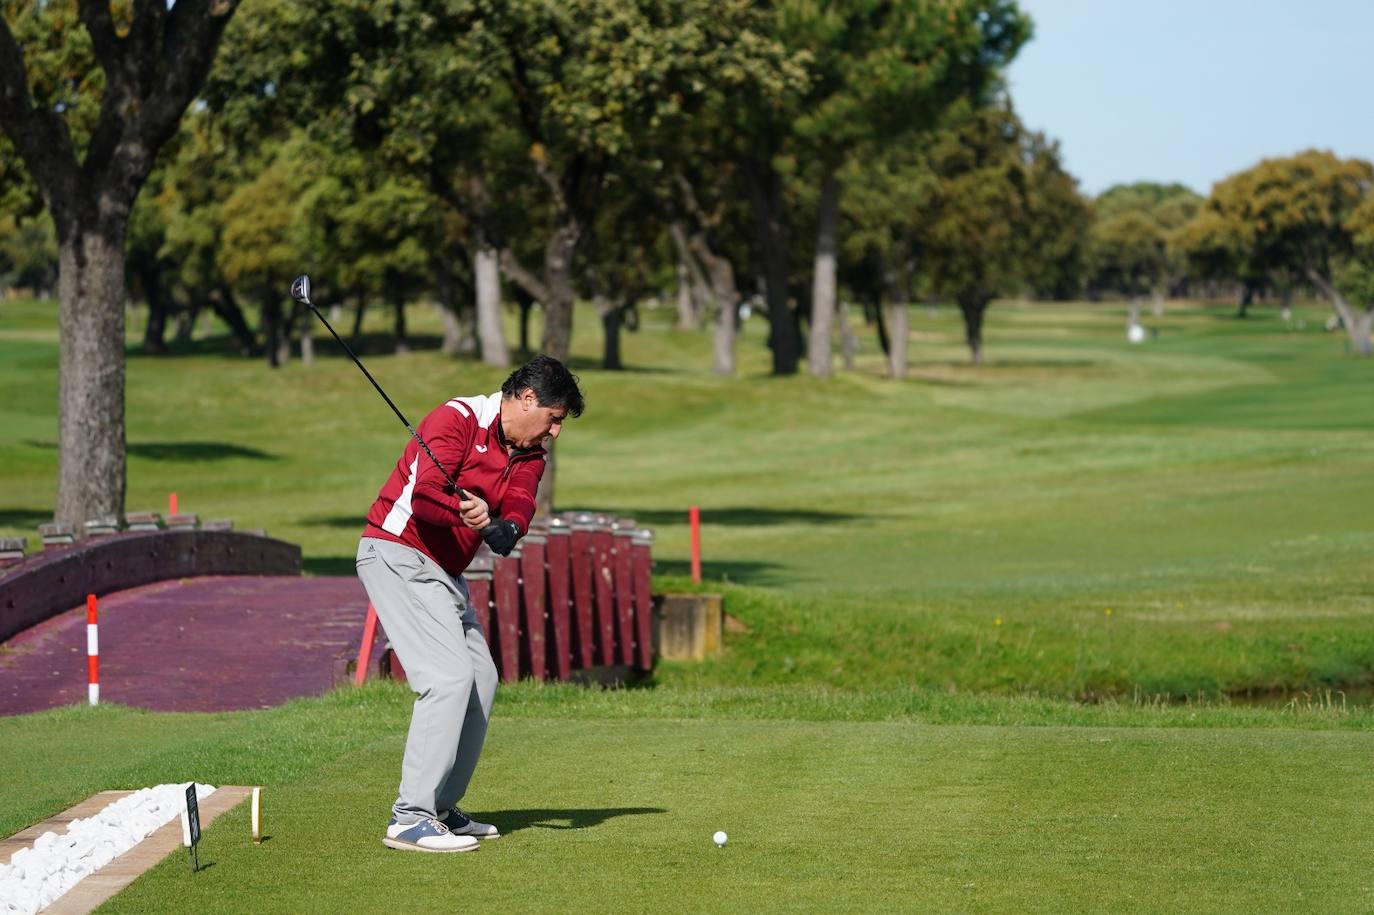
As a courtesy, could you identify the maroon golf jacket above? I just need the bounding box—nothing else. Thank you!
[362,392,545,576]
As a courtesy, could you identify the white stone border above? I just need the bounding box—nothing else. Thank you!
[1,786,255,915]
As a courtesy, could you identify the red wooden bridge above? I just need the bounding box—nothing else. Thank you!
[0,514,654,716]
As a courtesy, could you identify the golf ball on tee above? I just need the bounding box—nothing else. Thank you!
[713,830,727,846]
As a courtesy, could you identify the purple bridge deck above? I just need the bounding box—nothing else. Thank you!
[0,576,368,716]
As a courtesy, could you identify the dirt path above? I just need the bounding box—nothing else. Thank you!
[0,576,368,715]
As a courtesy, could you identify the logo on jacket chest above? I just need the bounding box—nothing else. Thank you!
[475,444,488,453]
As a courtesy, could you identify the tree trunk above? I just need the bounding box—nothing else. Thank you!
[670,219,739,376]
[475,244,509,367]
[745,159,798,375]
[535,439,556,518]
[1354,311,1374,357]
[139,263,169,354]
[807,170,840,378]
[958,293,988,365]
[1308,267,1372,356]
[55,227,127,530]
[871,296,890,357]
[391,280,409,355]
[436,304,464,356]
[1236,281,1254,318]
[1280,286,1293,322]
[539,224,579,361]
[675,258,696,330]
[597,295,623,370]
[295,301,314,366]
[839,299,857,371]
[1150,286,1165,317]
[884,297,908,379]
[706,252,740,378]
[211,285,257,356]
[350,287,367,342]
[431,255,468,356]
[173,303,198,345]
[712,299,737,377]
[518,295,534,354]
[262,298,283,368]
[275,302,294,367]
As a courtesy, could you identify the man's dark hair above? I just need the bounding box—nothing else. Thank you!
[501,354,585,417]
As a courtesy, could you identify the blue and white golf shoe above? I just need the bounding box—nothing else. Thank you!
[383,817,480,853]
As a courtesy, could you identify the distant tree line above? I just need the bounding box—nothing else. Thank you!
[1083,153,1374,357]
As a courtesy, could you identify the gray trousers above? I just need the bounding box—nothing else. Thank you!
[356,537,499,823]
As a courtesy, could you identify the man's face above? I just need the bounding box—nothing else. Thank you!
[504,388,568,449]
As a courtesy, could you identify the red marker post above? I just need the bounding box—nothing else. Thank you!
[169,492,178,516]
[86,593,99,706]
[353,603,379,686]
[689,505,702,585]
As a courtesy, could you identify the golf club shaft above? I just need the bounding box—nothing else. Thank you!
[299,299,467,499]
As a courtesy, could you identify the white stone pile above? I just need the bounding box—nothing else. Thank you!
[0,783,216,915]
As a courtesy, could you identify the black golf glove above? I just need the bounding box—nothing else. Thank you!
[479,517,521,556]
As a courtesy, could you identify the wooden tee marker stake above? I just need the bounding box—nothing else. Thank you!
[251,787,263,843]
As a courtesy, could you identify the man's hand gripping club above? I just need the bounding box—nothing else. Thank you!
[459,491,521,556]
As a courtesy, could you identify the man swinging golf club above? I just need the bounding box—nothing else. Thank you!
[355,354,585,852]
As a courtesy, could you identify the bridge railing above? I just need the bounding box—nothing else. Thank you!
[0,515,301,644]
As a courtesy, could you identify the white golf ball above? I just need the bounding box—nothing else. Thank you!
[713,830,727,846]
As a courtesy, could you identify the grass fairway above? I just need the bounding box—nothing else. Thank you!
[3,296,1374,910]
[3,687,1373,914]
[2,295,1373,699]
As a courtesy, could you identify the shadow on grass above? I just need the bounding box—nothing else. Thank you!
[910,375,978,388]
[304,556,358,577]
[129,333,254,359]
[983,358,1101,369]
[0,508,51,528]
[26,438,280,462]
[136,330,453,359]
[305,514,369,529]
[314,332,447,358]
[653,558,785,586]
[482,807,667,834]
[128,441,278,461]
[567,507,864,526]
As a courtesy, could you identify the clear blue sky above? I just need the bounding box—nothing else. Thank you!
[1005,0,1374,197]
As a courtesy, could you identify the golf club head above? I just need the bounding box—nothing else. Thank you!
[290,274,312,306]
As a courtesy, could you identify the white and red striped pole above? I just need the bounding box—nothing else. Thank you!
[86,593,99,706]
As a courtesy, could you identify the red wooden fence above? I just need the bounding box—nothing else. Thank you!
[382,513,655,683]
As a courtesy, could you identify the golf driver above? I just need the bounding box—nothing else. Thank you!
[290,274,468,497]
[290,276,521,554]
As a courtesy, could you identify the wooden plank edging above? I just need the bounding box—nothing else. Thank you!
[3,785,256,915]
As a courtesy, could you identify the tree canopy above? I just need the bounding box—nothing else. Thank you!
[7,2,1374,527]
